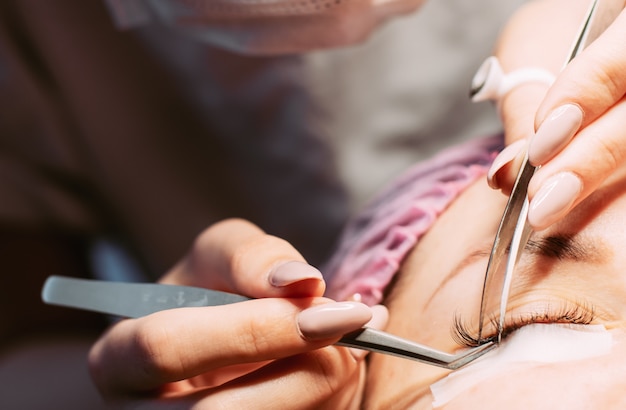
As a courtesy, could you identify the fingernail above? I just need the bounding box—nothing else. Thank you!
[528,104,583,166]
[269,261,323,287]
[297,302,372,340]
[349,304,389,360]
[487,139,527,189]
[528,172,582,230]
[366,304,389,330]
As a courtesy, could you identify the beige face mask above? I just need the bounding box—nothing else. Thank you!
[105,0,425,54]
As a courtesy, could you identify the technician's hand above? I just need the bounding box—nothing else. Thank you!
[88,218,388,409]
[486,1,626,230]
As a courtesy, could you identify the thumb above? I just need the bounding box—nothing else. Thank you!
[163,218,325,299]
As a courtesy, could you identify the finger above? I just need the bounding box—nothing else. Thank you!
[486,78,549,194]
[490,13,559,192]
[163,218,325,298]
[89,298,372,395]
[115,304,390,409]
[500,84,549,146]
[485,138,528,195]
[192,303,389,388]
[122,348,364,410]
[205,347,364,410]
[530,6,626,165]
[494,0,592,148]
[527,96,626,230]
[199,306,391,410]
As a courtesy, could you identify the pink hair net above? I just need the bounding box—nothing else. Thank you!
[324,135,502,305]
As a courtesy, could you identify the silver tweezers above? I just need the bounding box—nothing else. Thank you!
[476,0,621,342]
[42,275,494,370]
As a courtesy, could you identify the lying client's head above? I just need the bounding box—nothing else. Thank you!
[326,136,626,409]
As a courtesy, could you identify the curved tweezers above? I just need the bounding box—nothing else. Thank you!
[337,328,495,370]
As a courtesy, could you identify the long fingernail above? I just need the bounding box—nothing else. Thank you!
[297,302,372,340]
[349,304,390,360]
[528,104,583,166]
[487,139,527,189]
[528,172,582,230]
[366,304,389,330]
[269,261,323,287]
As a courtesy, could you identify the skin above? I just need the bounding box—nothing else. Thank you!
[364,165,626,409]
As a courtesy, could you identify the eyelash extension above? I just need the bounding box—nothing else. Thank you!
[452,301,596,347]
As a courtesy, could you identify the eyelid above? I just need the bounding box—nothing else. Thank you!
[452,300,597,347]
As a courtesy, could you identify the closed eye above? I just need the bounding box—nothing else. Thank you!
[452,300,596,347]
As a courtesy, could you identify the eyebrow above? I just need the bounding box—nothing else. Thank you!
[423,233,601,309]
[525,234,600,262]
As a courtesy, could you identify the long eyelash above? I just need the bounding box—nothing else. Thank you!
[452,302,596,347]
[452,315,495,347]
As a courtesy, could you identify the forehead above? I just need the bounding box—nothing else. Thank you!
[385,179,505,316]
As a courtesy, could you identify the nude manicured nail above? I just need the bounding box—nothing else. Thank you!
[528,172,582,230]
[297,302,372,340]
[349,304,390,360]
[487,139,527,189]
[269,261,323,287]
[528,104,583,166]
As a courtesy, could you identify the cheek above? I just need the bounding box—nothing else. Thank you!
[441,354,626,410]
[442,365,586,410]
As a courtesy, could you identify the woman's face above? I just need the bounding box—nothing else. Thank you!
[364,172,626,409]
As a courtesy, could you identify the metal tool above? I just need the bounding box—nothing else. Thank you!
[42,275,494,370]
[477,0,621,343]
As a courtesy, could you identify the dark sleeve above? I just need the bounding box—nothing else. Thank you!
[0,228,107,346]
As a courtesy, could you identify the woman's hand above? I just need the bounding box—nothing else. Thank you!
[88,219,387,409]
[487,0,626,230]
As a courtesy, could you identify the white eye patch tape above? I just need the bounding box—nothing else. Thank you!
[430,324,613,408]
